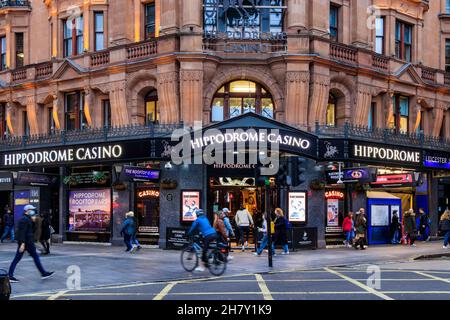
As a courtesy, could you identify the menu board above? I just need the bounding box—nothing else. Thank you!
[181,190,201,222]
[288,192,307,223]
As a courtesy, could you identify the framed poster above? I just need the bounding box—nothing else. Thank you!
[68,189,112,232]
[371,205,389,227]
[326,199,339,227]
[181,190,201,223]
[288,192,307,224]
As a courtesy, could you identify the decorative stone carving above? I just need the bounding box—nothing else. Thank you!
[285,71,310,126]
[109,82,129,127]
[158,71,179,124]
[309,74,330,125]
[354,86,373,126]
[180,70,203,126]
[26,96,39,135]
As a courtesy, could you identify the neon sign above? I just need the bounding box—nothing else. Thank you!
[325,191,345,200]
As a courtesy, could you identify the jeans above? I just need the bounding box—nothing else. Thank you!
[1,226,15,242]
[202,233,217,263]
[131,234,140,247]
[256,234,268,255]
[345,231,353,244]
[239,226,250,246]
[123,234,132,251]
[444,231,450,247]
[40,240,50,254]
[391,230,400,244]
[8,242,47,277]
[272,243,289,254]
[407,233,416,246]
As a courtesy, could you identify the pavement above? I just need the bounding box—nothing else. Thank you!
[0,241,449,300]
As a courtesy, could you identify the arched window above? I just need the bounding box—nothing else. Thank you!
[211,80,274,122]
[326,93,337,127]
[145,90,158,124]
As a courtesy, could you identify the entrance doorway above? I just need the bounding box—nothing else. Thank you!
[135,187,160,245]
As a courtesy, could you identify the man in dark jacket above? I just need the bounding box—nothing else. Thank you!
[1,210,15,243]
[8,205,54,283]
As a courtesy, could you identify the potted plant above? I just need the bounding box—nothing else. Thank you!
[92,171,108,185]
[63,175,81,187]
[161,179,178,190]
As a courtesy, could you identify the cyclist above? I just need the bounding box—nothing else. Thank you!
[188,209,217,272]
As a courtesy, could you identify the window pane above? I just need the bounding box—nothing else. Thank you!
[230,81,256,93]
[404,25,412,44]
[400,116,408,133]
[95,12,104,32]
[326,103,336,126]
[217,86,225,93]
[146,101,157,123]
[229,98,242,118]
[330,6,338,28]
[405,44,411,62]
[375,18,384,36]
[243,98,256,114]
[76,16,83,35]
[395,21,401,41]
[1,37,6,54]
[64,20,72,39]
[211,98,224,122]
[400,97,409,116]
[77,36,83,54]
[96,34,104,51]
[261,98,274,119]
[375,38,383,55]
[65,39,73,57]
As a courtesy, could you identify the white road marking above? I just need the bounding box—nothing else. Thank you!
[255,274,273,300]
[414,271,450,284]
[153,282,177,300]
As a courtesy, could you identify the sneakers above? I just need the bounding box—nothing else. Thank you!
[194,266,205,272]
[281,251,290,255]
[227,255,234,260]
[253,252,261,256]
[241,245,245,252]
[41,272,55,280]
[443,245,449,249]
[130,246,138,254]
[9,276,19,283]
[411,244,417,247]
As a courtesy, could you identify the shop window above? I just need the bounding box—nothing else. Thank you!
[63,15,84,57]
[145,91,159,124]
[326,94,337,127]
[15,33,24,68]
[393,95,409,133]
[375,17,385,55]
[144,2,156,40]
[102,100,111,128]
[203,0,285,35]
[0,36,6,70]
[395,20,412,62]
[210,80,275,121]
[65,92,86,131]
[94,12,105,51]
[329,5,339,42]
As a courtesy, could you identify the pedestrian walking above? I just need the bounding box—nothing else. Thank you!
[404,209,417,247]
[40,213,52,255]
[419,208,431,241]
[439,210,450,249]
[120,211,137,253]
[234,206,254,251]
[131,214,142,251]
[0,209,14,243]
[8,205,54,283]
[254,214,269,256]
[389,211,401,244]
[33,212,43,246]
[354,212,367,250]
[213,211,228,244]
[271,208,289,255]
[222,208,235,258]
[342,212,354,248]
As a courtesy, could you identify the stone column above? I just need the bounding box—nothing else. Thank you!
[354,86,372,126]
[285,71,310,126]
[160,0,178,34]
[351,0,370,48]
[83,88,94,128]
[286,0,309,53]
[109,82,129,127]
[180,69,203,126]
[308,74,330,125]
[444,109,450,140]
[26,96,39,135]
[157,70,179,124]
[180,0,203,52]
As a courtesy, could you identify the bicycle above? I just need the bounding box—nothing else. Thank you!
[181,235,227,276]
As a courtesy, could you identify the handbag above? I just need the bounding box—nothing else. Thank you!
[49,225,56,235]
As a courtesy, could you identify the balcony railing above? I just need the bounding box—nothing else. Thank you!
[35,62,53,79]
[372,53,389,71]
[330,42,357,64]
[0,0,30,8]
[1,121,449,154]
[127,40,158,60]
[421,66,437,83]
[11,68,27,82]
[90,50,110,67]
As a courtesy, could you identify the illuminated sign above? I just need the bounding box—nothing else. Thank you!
[325,191,345,200]
[352,143,421,164]
[137,189,160,199]
[326,168,377,184]
[372,174,415,186]
[122,166,160,181]
[423,151,450,170]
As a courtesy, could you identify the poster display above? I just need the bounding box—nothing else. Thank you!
[326,199,339,227]
[371,205,390,226]
[68,189,111,232]
[181,190,201,222]
[288,192,307,223]
[14,190,30,226]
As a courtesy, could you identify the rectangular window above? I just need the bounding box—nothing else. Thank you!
[65,92,86,131]
[393,95,409,133]
[102,100,111,127]
[0,36,6,70]
[446,40,450,73]
[375,17,385,55]
[145,2,156,40]
[395,20,412,62]
[63,15,83,57]
[94,12,105,51]
[368,102,376,130]
[48,107,55,134]
[447,0,450,13]
[330,5,339,42]
[23,110,29,136]
[15,33,24,68]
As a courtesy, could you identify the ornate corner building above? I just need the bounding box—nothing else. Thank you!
[0,0,449,248]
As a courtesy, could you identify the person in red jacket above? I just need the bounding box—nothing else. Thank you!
[342,212,354,248]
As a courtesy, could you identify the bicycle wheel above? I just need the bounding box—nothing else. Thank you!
[181,246,199,272]
[207,250,227,276]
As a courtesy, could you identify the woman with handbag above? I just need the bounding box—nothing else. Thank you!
[439,210,450,249]
[354,213,367,250]
[40,213,52,255]
[404,209,417,247]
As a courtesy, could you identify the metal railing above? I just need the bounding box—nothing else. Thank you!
[0,0,30,8]
[1,121,449,153]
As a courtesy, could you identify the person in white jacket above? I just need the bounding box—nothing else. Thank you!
[234,206,254,251]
